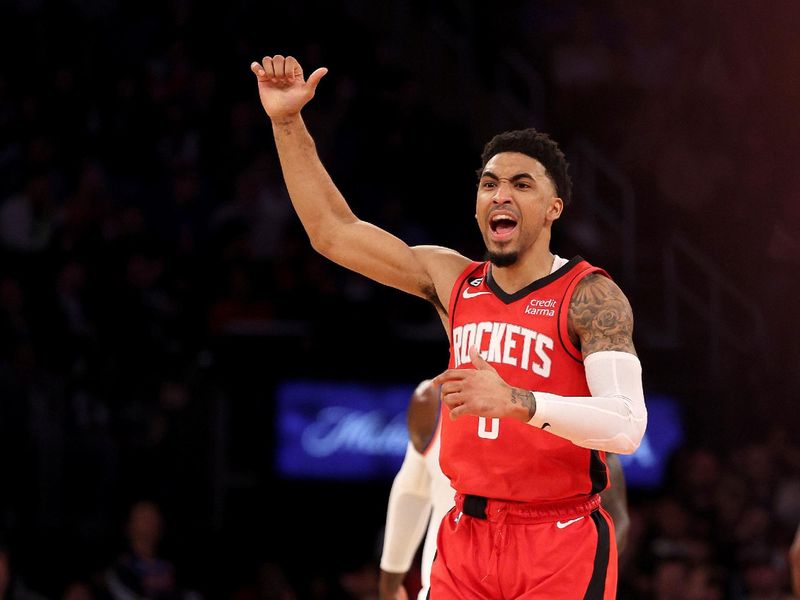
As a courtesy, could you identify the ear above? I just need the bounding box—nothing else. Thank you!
[547,197,564,222]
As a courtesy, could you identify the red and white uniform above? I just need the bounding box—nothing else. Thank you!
[431,255,618,599]
[440,255,610,502]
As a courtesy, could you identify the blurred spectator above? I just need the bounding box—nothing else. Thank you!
[104,500,196,600]
[0,172,57,254]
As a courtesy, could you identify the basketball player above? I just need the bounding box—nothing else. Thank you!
[379,379,632,600]
[251,54,647,598]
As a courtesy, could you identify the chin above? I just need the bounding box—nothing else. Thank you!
[487,250,519,267]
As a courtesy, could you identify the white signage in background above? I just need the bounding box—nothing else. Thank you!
[301,407,408,458]
[275,379,415,479]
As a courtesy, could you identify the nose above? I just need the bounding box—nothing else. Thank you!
[492,180,513,203]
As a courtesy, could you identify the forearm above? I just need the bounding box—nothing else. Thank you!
[602,453,631,554]
[380,443,432,573]
[523,351,647,454]
[270,115,440,297]
[271,115,357,249]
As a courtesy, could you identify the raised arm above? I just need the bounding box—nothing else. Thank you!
[250,55,467,310]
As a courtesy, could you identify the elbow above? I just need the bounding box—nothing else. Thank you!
[606,413,648,455]
[308,227,341,260]
[308,218,351,259]
[309,232,331,256]
[616,402,647,455]
[610,437,639,455]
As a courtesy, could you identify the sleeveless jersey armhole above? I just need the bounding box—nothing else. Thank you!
[447,261,486,334]
[557,266,610,363]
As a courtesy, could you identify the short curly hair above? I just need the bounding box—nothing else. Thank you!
[477,128,572,205]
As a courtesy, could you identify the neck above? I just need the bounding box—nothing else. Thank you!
[490,249,555,294]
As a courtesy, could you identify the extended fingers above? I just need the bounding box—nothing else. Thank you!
[432,368,467,387]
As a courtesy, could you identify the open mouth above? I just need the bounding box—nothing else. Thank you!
[489,213,518,240]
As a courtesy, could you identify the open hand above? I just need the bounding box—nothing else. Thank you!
[250,54,327,120]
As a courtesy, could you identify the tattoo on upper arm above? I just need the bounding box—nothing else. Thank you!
[568,274,636,356]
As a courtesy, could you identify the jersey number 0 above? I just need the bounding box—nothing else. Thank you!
[478,417,499,439]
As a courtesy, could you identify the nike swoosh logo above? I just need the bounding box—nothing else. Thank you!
[462,288,492,299]
[555,517,584,529]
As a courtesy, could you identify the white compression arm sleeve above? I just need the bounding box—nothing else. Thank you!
[528,351,647,454]
[380,441,433,573]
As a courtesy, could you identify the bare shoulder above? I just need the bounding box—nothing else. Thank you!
[568,273,636,356]
[411,245,473,315]
[406,379,441,454]
[411,245,473,284]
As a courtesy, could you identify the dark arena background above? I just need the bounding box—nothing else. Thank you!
[1,1,799,598]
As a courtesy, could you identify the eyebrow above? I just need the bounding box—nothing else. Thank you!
[480,171,536,182]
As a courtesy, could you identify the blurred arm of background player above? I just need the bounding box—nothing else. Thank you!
[379,382,632,599]
[603,452,631,555]
[379,380,451,600]
[790,523,800,596]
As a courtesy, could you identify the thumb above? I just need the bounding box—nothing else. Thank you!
[306,67,328,91]
[469,346,496,372]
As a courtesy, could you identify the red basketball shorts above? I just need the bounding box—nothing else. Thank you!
[430,493,617,599]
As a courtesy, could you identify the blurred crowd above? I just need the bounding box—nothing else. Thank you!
[1,0,799,598]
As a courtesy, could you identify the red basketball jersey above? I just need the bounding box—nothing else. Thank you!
[440,256,611,503]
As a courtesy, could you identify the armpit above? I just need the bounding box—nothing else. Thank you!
[568,273,636,356]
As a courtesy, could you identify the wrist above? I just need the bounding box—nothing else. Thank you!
[510,387,536,421]
[270,113,303,128]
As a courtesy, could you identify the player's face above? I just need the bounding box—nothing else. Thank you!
[475,152,562,266]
